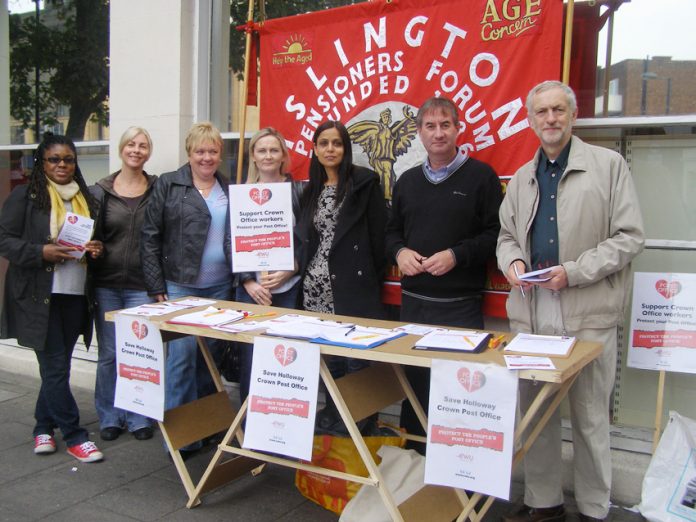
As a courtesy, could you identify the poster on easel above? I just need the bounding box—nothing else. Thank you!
[628,272,696,374]
[114,314,165,421]
[243,336,320,460]
[229,183,294,272]
[424,359,518,499]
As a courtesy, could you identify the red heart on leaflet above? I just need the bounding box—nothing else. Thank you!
[274,344,297,367]
[655,279,682,299]
[131,320,148,340]
[67,215,78,224]
[457,367,486,392]
[249,187,272,205]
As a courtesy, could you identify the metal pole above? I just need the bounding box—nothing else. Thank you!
[602,9,615,117]
[33,0,40,141]
[561,0,574,84]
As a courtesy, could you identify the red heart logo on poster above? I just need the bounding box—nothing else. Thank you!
[655,279,682,299]
[457,367,486,392]
[67,215,77,224]
[249,187,272,205]
[274,344,297,367]
[131,320,148,340]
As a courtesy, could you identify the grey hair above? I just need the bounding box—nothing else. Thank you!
[526,81,577,114]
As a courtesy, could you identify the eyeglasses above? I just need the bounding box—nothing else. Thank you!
[44,156,76,165]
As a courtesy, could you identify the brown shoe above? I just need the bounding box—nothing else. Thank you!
[502,504,566,522]
[578,514,606,522]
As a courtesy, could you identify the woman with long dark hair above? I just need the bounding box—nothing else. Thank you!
[298,120,386,320]
[0,134,104,463]
[298,121,386,431]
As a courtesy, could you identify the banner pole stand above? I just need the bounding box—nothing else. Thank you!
[652,369,666,454]
[561,0,574,83]
[236,0,257,185]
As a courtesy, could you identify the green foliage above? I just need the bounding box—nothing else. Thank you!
[9,0,109,140]
[229,0,359,79]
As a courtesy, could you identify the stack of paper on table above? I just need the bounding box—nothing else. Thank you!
[315,326,406,349]
[119,301,194,317]
[265,317,354,340]
[414,329,491,353]
[504,333,576,357]
[167,307,245,327]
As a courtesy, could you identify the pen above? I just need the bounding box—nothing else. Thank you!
[247,312,277,319]
[462,336,476,348]
[344,325,356,336]
[488,334,506,349]
[353,334,380,340]
[513,264,526,298]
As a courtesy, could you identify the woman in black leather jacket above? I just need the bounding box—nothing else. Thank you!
[140,122,232,455]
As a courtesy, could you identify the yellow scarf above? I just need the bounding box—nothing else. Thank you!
[46,178,90,240]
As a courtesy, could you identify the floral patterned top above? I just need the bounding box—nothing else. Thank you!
[302,185,342,313]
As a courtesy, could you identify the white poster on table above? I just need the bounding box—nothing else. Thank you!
[229,182,294,272]
[114,314,165,421]
[425,359,518,499]
[243,336,320,460]
[628,272,696,374]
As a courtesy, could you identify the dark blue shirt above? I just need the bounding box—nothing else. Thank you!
[530,141,571,270]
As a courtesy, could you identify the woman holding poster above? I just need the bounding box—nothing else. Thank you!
[91,127,157,442]
[141,122,232,455]
[0,133,104,463]
[298,121,386,429]
[236,127,304,402]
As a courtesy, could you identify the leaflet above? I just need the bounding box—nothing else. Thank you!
[503,355,556,370]
[504,333,576,357]
[167,307,245,327]
[517,266,554,282]
[56,212,94,259]
[119,301,194,317]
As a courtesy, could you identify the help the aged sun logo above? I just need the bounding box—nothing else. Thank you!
[480,0,544,41]
[271,32,313,68]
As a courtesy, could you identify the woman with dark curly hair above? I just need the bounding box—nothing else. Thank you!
[0,134,105,463]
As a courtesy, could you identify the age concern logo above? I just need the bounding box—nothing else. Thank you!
[271,32,313,68]
[480,0,544,42]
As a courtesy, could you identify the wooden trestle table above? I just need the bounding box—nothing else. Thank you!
[109,300,602,522]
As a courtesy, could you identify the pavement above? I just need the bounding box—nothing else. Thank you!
[0,351,648,521]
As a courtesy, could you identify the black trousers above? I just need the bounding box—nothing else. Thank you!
[399,294,484,455]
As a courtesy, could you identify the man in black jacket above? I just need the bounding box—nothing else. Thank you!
[385,96,503,452]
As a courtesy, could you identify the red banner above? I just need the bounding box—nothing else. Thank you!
[259,0,563,317]
[259,0,562,183]
[250,396,311,418]
[118,364,160,385]
[430,425,504,451]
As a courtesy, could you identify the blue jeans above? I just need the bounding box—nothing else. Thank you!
[165,280,232,411]
[94,287,154,432]
[235,281,300,403]
[33,294,89,447]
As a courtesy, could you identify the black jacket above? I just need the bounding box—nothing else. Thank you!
[91,171,158,289]
[140,163,232,296]
[0,185,95,350]
[298,167,387,319]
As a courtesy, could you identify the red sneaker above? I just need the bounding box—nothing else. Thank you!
[67,441,104,463]
[34,434,56,455]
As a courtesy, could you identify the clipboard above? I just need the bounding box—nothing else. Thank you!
[503,333,577,358]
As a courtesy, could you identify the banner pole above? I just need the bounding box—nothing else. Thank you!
[237,0,256,185]
[562,0,575,84]
[652,369,666,454]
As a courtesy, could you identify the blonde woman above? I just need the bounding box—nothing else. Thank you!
[141,122,232,455]
[91,127,157,442]
[236,127,304,402]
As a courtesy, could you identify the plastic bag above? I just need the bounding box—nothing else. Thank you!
[340,445,426,522]
[295,431,405,515]
[639,411,696,521]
